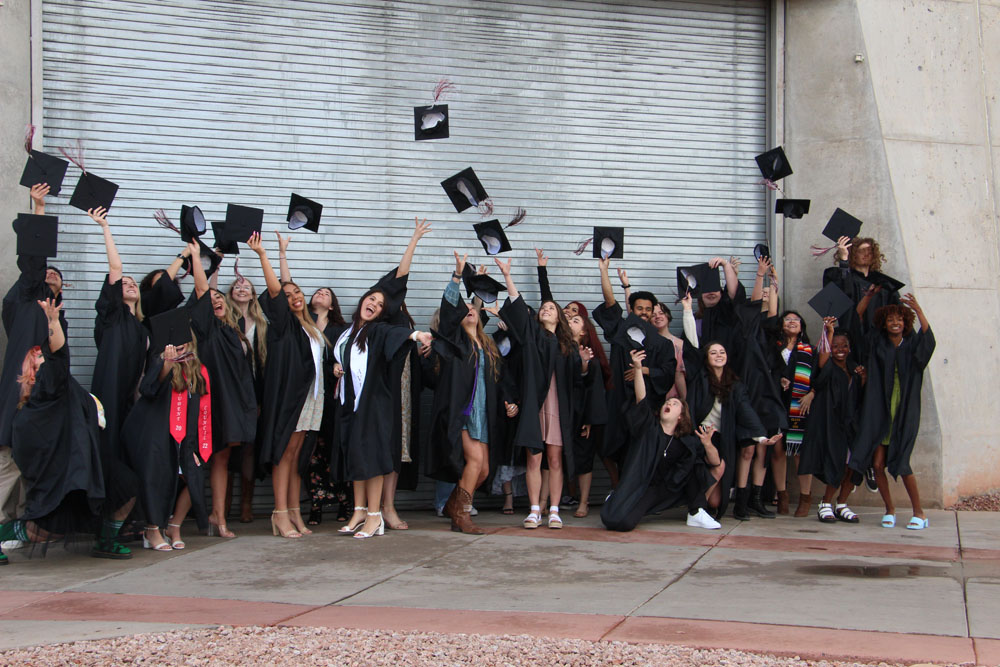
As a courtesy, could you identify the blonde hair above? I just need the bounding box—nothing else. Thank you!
[170,334,208,395]
[282,281,331,348]
[227,279,269,367]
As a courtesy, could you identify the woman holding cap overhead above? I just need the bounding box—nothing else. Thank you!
[849,295,935,530]
[495,256,589,530]
[248,231,330,539]
[186,242,257,539]
[331,267,434,540]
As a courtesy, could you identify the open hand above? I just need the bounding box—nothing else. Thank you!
[87,206,109,228]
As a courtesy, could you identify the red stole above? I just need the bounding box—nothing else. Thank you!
[170,365,212,464]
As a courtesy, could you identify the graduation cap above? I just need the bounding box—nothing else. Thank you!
[179,205,208,243]
[414,79,455,141]
[149,307,193,353]
[473,219,511,255]
[808,282,854,320]
[462,263,505,304]
[181,239,222,279]
[776,199,810,219]
[69,172,119,213]
[13,213,58,258]
[217,203,265,253]
[755,146,793,183]
[441,167,492,215]
[287,193,322,232]
[821,208,863,243]
[626,326,646,346]
[754,243,770,261]
[676,263,721,297]
[593,227,624,260]
[494,331,512,357]
[20,151,70,196]
[866,270,905,293]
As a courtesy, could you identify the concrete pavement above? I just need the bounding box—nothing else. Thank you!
[1,507,998,664]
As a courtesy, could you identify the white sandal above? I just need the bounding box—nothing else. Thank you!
[836,504,860,523]
[817,503,836,523]
[547,508,563,530]
[523,505,541,529]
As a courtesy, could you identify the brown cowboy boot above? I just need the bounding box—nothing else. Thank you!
[794,493,813,518]
[776,490,790,515]
[451,488,486,535]
[443,485,461,520]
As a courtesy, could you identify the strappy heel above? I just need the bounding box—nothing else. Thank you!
[143,527,172,552]
[288,507,313,535]
[338,506,368,534]
[164,523,185,549]
[271,510,302,539]
[354,511,385,539]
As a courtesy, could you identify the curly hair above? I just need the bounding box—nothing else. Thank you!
[873,304,915,336]
[566,300,611,390]
[703,341,739,401]
[848,237,885,273]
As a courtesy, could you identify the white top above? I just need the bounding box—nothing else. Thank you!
[307,329,324,399]
[781,347,792,364]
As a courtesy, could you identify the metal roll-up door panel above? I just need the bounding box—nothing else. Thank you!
[40,0,767,512]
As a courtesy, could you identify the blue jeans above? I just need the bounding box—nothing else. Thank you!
[434,481,456,514]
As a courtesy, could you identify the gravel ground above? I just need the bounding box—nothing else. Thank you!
[948,492,1000,511]
[0,626,941,667]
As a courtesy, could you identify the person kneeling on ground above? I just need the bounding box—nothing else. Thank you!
[601,349,724,532]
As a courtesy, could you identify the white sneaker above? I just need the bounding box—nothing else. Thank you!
[686,508,721,530]
[1,540,25,550]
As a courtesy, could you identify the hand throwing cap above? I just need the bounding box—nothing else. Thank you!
[821,208,863,243]
[150,307,193,352]
[593,226,624,260]
[69,172,119,213]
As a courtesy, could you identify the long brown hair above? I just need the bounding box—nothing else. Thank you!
[849,237,885,272]
[462,304,501,381]
[282,281,331,348]
[703,341,739,401]
[212,288,252,353]
[170,334,208,395]
[670,399,694,437]
[227,278,268,367]
[349,288,390,353]
[567,300,611,390]
[538,300,576,357]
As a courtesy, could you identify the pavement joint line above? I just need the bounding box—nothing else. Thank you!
[955,510,974,641]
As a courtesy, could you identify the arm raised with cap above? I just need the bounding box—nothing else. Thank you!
[247,232,281,298]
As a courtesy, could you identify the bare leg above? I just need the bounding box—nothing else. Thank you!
[706,460,726,509]
[901,474,924,519]
[502,480,514,513]
[359,476,385,535]
[750,442,769,486]
[602,457,620,488]
[771,446,787,492]
[525,450,543,508]
[546,444,564,514]
[271,434,298,536]
[284,432,310,534]
[166,486,192,545]
[209,446,236,537]
[872,445,894,515]
[736,445,754,488]
[575,472,593,517]
[540,469,550,513]
[382,471,407,530]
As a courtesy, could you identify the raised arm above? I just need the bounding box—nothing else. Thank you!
[30,183,49,216]
[817,316,836,369]
[189,241,209,299]
[680,293,698,348]
[38,298,64,353]
[599,257,615,307]
[165,245,192,281]
[767,266,779,318]
[535,248,554,302]
[750,256,770,302]
[276,232,291,283]
[629,349,647,404]
[495,257,519,301]
[617,267,631,306]
[901,293,930,332]
[248,232,281,297]
[88,207,123,285]
[397,217,432,277]
[856,284,879,316]
[711,257,739,300]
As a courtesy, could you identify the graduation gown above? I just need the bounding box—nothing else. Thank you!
[849,328,935,479]
[121,356,210,530]
[12,346,105,533]
[798,360,863,486]
[684,347,766,515]
[0,256,67,449]
[500,295,584,478]
[733,302,788,435]
[140,272,184,322]
[572,360,608,475]
[592,302,676,459]
[333,322,415,480]
[823,262,900,364]
[425,288,503,484]
[189,293,257,447]
[256,290,315,469]
[689,285,745,373]
[601,398,712,531]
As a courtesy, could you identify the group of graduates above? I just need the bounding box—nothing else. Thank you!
[0,177,936,566]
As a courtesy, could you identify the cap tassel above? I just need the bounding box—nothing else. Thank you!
[58,139,86,174]
[505,207,526,228]
[477,198,494,217]
[154,209,182,235]
[756,178,784,195]
[24,125,35,154]
[233,258,247,285]
[810,244,836,257]
[432,78,456,106]
[818,326,832,355]
[573,237,594,256]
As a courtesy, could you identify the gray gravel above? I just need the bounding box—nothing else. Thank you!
[0,625,936,666]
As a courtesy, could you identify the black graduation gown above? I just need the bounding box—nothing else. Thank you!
[0,256,67,449]
[425,289,503,484]
[189,293,257,447]
[823,262,901,364]
[140,272,184,323]
[121,356,210,530]
[572,361,608,475]
[334,322,415,480]
[733,302,788,435]
[799,360,863,486]
[849,328,936,479]
[690,285,746,372]
[684,347,766,515]
[500,295,584,479]
[12,346,105,533]
[592,302,676,459]
[256,290,315,469]
[601,398,712,531]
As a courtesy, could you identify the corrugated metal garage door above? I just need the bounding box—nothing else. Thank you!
[40,0,768,511]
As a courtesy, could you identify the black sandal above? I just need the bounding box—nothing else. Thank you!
[336,501,349,522]
[501,492,514,515]
[307,505,323,526]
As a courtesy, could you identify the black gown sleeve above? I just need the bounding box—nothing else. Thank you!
[911,327,936,370]
[537,266,554,303]
[32,346,70,402]
[188,291,217,341]
[623,396,656,439]
[499,294,535,344]
[140,273,184,320]
[591,302,624,342]
[372,267,409,322]
[731,383,766,441]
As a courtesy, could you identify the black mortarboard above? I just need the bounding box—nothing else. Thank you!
[808,282,854,320]
[69,171,119,213]
[178,205,207,243]
[866,270,905,294]
[494,331,512,357]
[442,168,490,213]
[150,307,193,352]
[754,243,770,261]
[414,104,449,141]
[462,263,505,304]
[776,199,810,219]
[473,219,511,256]
[676,263,722,297]
[593,227,624,260]
[821,208,863,243]
[13,213,58,258]
[181,239,222,279]
[20,151,70,196]
[219,203,265,253]
[755,146,793,182]
[287,193,322,232]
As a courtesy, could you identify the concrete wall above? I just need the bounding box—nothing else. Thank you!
[783,0,1000,505]
[0,0,35,354]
